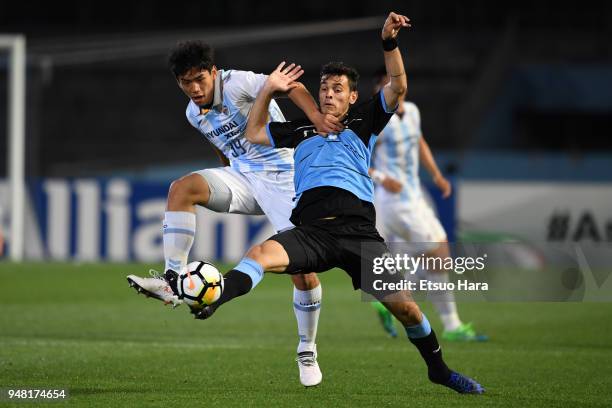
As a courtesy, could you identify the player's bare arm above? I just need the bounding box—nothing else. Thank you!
[369,168,403,193]
[246,62,304,145]
[419,136,452,198]
[286,83,343,135]
[381,12,410,110]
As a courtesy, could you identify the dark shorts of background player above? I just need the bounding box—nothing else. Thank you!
[270,215,401,299]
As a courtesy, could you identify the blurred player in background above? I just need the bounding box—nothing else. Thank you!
[191,12,484,394]
[127,41,343,387]
[369,68,487,342]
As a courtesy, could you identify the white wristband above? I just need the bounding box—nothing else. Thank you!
[370,169,387,184]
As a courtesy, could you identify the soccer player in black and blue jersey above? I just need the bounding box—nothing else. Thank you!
[192,12,484,393]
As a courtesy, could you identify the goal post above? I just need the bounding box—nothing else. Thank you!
[1,35,26,261]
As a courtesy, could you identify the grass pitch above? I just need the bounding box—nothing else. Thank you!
[1,262,611,407]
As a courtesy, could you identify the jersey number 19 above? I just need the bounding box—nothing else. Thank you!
[229,139,247,157]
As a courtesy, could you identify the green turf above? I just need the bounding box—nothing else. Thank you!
[1,262,611,407]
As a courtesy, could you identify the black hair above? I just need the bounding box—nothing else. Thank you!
[168,41,215,78]
[320,62,359,91]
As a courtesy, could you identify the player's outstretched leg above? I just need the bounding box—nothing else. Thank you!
[382,298,485,394]
[127,184,197,307]
[192,257,264,320]
[291,273,323,387]
[128,173,208,308]
[192,239,324,387]
[193,239,290,319]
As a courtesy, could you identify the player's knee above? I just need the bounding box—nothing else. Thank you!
[396,302,422,326]
[168,174,209,208]
[245,244,266,264]
[291,273,320,290]
[245,241,289,272]
[167,177,189,203]
[246,241,276,263]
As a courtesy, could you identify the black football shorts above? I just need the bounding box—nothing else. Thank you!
[270,216,401,298]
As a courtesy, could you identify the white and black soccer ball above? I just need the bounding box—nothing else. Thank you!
[176,261,224,308]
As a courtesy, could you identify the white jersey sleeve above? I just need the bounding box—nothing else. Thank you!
[224,70,268,103]
[185,103,200,128]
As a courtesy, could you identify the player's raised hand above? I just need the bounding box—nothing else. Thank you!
[433,174,452,199]
[312,112,344,135]
[265,61,304,93]
[382,12,411,40]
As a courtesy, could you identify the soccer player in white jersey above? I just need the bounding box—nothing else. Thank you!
[127,41,343,386]
[370,69,487,342]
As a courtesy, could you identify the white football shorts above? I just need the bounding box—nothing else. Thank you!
[193,167,295,232]
[375,189,447,255]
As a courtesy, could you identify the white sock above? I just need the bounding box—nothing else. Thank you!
[439,310,462,332]
[426,270,462,331]
[163,211,196,273]
[293,284,322,354]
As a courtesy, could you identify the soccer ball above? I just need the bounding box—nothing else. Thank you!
[176,261,224,308]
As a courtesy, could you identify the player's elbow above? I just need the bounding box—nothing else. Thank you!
[392,82,407,97]
[244,127,256,143]
[245,124,261,143]
[246,127,268,146]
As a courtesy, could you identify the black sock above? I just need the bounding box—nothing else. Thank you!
[409,329,452,384]
[208,269,253,312]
